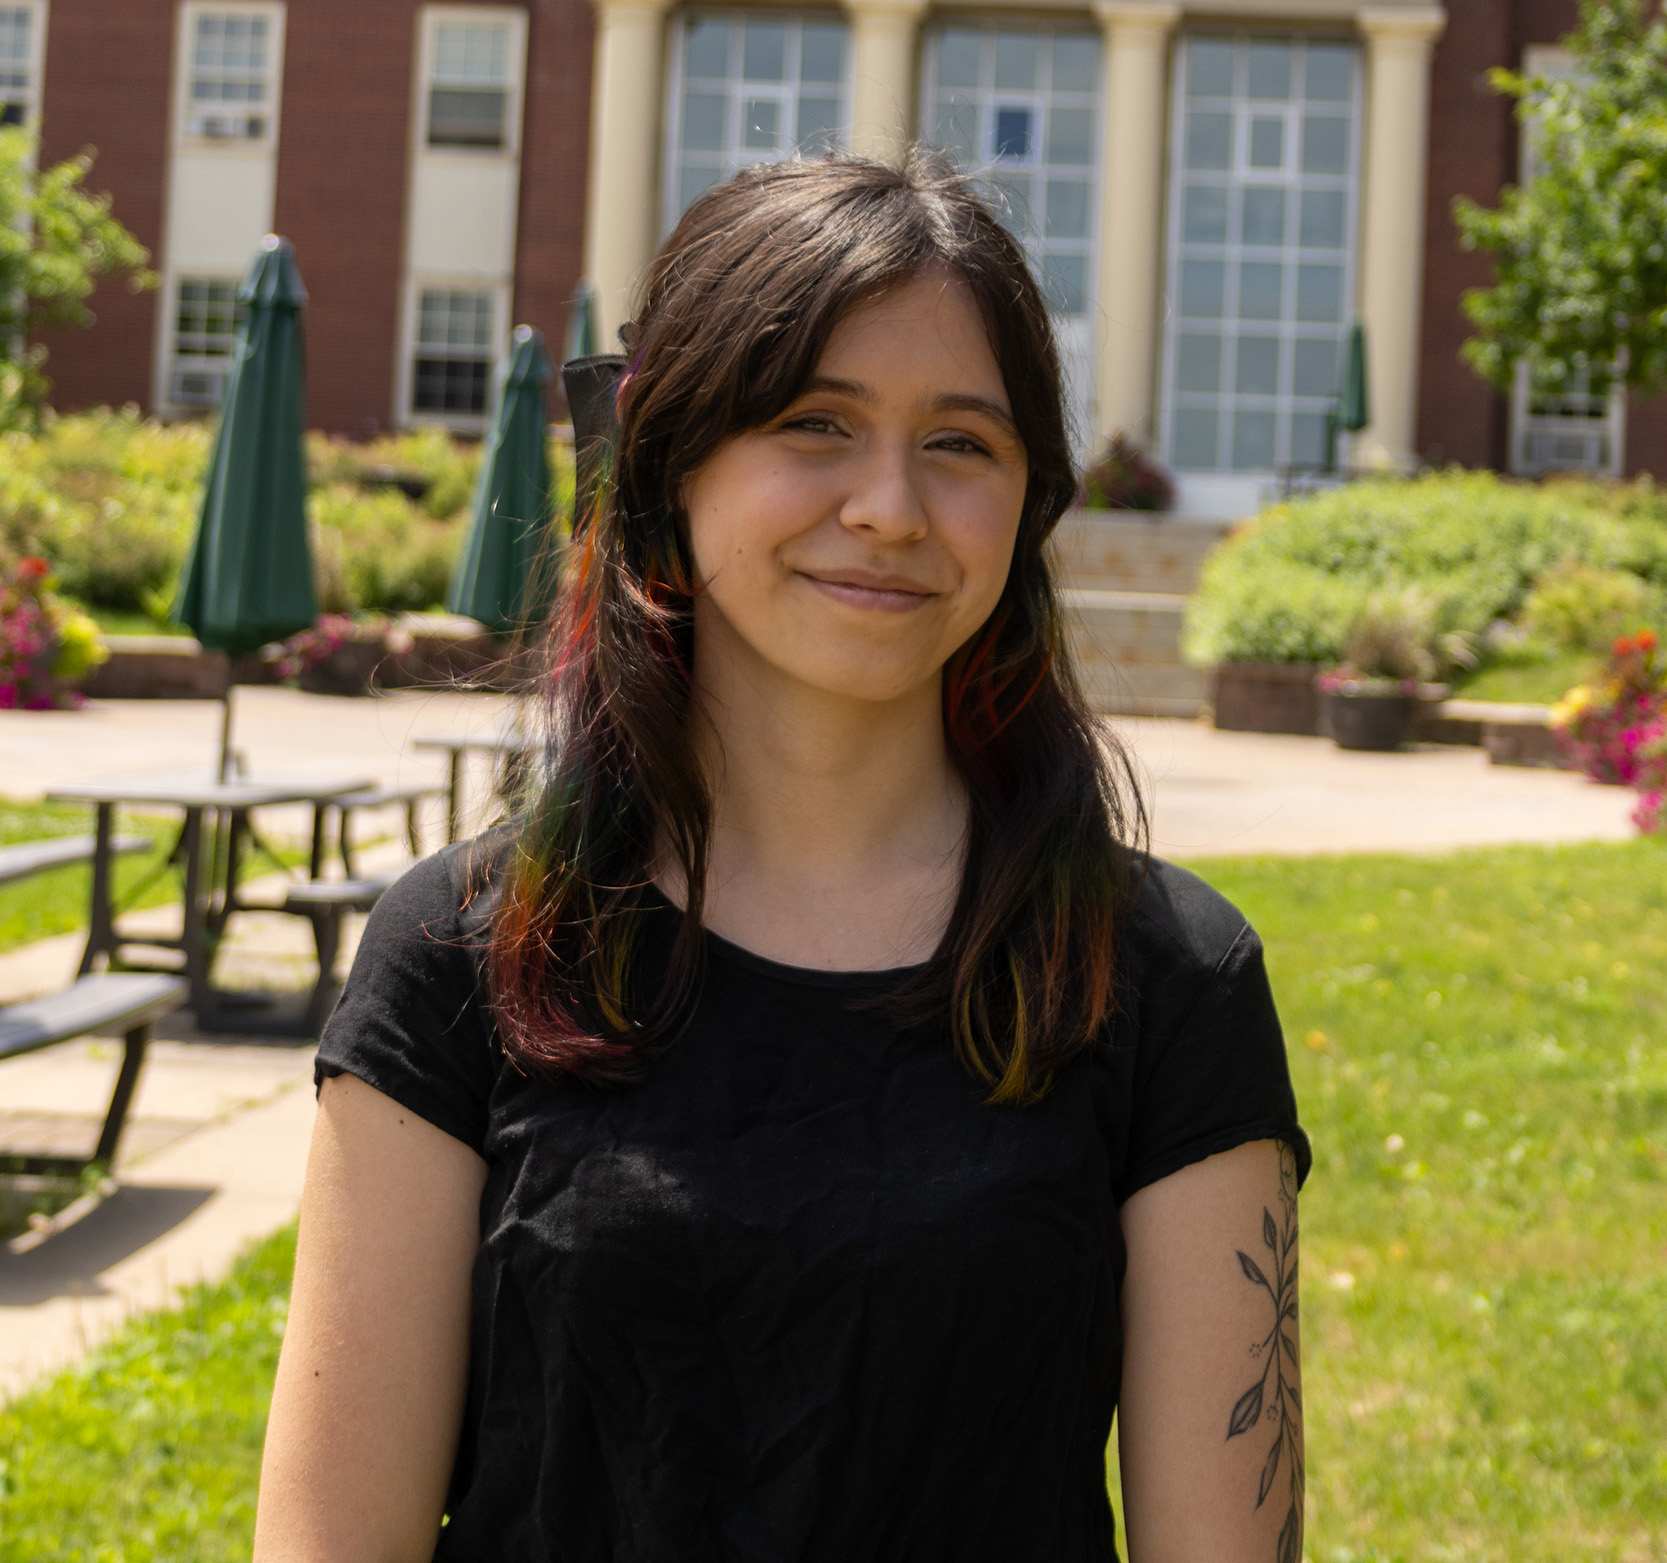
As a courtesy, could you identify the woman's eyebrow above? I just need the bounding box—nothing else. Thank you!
[930,393,1021,438]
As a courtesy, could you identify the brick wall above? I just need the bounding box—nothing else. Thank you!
[35,0,177,415]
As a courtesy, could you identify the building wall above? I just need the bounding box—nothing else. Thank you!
[36,0,177,415]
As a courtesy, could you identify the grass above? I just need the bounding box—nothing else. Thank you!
[0,1224,294,1562]
[1455,649,1602,706]
[1,841,1663,1560]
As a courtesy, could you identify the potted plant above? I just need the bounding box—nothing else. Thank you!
[0,554,108,708]
[272,614,414,696]
[1316,595,1440,752]
[1079,433,1174,513]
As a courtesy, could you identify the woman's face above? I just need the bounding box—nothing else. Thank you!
[681,269,1030,708]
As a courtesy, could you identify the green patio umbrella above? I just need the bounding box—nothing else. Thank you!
[1326,322,1371,469]
[564,281,598,363]
[173,234,316,777]
[446,325,556,636]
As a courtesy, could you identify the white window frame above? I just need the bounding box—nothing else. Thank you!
[174,1,287,151]
[0,2,48,132]
[663,11,852,237]
[416,4,527,159]
[166,272,244,410]
[1507,44,1624,478]
[1156,32,1364,479]
[398,277,510,433]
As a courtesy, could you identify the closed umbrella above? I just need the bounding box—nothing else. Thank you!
[446,325,557,636]
[1326,322,1370,470]
[173,234,316,777]
[564,281,598,363]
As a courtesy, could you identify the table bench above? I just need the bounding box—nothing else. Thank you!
[0,973,188,1180]
[312,782,446,879]
[0,834,150,889]
[283,868,408,1032]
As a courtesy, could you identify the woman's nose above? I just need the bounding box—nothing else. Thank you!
[837,445,928,542]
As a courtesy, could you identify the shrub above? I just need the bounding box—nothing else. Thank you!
[1183,470,1667,668]
[307,426,481,520]
[1080,434,1174,512]
[0,553,108,707]
[1548,630,1666,786]
[309,482,464,614]
[1520,558,1658,652]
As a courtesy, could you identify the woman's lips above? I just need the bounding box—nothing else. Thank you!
[799,571,936,612]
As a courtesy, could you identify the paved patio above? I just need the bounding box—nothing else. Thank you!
[0,688,1638,1401]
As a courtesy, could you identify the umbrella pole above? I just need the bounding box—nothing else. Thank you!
[217,687,236,781]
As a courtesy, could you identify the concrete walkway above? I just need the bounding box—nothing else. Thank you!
[0,689,1638,1403]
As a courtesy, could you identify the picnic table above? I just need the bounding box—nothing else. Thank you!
[46,769,372,1027]
[414,719,538,841]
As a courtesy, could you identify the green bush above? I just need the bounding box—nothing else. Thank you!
[1183,470,1667,668]
[310,482,464,614]
[1520,558,1659,652]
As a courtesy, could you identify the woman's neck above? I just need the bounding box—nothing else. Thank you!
[670,631,967,971]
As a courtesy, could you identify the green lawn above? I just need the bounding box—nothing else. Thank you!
[1454,649,1600,706]
[1,841,1663,1561]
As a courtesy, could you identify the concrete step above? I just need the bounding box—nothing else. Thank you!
[1059,589,1207,718]
[1049,512,1233,596]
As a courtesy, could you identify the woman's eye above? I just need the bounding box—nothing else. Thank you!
[784,415,841,434]
[933,434,993,456]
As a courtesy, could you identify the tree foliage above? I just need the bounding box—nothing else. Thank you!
[0,126,154,425]
[1455,0,1667,399]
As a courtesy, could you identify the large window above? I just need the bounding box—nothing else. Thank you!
[426,17,514,149]
[0,6,38,127]
[412,288,494,416]
[185,9,277,141]
[923,27,1100,321]
[170,277,242,407]
[1158,35,1361,475]
[665,13,849,230]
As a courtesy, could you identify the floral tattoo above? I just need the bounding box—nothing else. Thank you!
[1226,1142,1303,1563]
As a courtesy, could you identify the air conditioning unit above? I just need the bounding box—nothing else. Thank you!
[189,111,266,139]
[171,365,225,407]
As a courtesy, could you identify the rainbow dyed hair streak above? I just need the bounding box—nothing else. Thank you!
[489,150,1147,1104]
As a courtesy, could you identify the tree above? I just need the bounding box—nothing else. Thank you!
[1455,0,1667,401]
[0,125,154,425]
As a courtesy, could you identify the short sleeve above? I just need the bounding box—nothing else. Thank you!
[314,845,497,1155]
[1115,864,1310,1204]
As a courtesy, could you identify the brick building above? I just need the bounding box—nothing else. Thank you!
[31,0,592,437]
[18,0,1667,508]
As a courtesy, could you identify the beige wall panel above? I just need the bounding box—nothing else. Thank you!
[409,158,521,277]
[166,154,276,271]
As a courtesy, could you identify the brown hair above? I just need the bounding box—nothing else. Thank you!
[491,150,1146,1103]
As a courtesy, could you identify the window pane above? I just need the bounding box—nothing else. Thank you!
[937,28,980,88]
[1045,179,1090,238]
[682,92,726,151]
[1292,336,1340,397]
[1301,115,1350,175]
[684,19,730,78]
[428,88,506,148]
[414,358,489,415]
[995,106,1032,159]
[1235,334,1280,394]
[1171,407,1220,469]
[743,98,779,150]
[1241,186,1286,246]
[1296,263,1343,322]
[797,95,841,151]
[1180,259,1226,318]
[932,98,977,162]
[1305,44,1353,102]
[1298,188,1346,249]
[1182,184,1229,243]
[1047,105,1093,165]
[1187,39,1234,98]
[800,23,844,84]
[1238,260,1283,319]
[994,33,1037,90]
[1176,333,1222,393]
[1247,41,1291,100]
[1249,117,1283,169]
[993,174,1033,233]
[1043,252,1087,314]
[743,21,785,81]
[679,164,722,210]
[1290,410,1329,466]
[1232,409,1276,469]
[434,22,508,84]
[1185,111,1232,170]
[1052,33,1098,93]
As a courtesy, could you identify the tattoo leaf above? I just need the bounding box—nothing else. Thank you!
[1237,1250,1273,1292]
[1278,1505,1301,1563]
[1227,1379,1264,1438]
[1257,1432,1283,1506]
[1263,1208,1277,1252]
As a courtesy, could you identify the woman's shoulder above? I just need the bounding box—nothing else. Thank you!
[368,823,519,940]
[1120,855,1262,988]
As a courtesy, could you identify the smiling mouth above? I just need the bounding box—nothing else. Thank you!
[799,571,937,612]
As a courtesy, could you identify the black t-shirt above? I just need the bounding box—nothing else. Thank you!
[315,839,1309,1563]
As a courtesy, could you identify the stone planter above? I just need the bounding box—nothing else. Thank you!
[298,639,387,696]
[1320,689,1418,751]
[1210,661,1321,735]
[82,636,229,700]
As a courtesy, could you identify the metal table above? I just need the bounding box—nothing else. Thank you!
[46,769,372,1023]
[413,721,537,842]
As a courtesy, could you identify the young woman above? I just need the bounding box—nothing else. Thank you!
[253,153,1309,1563]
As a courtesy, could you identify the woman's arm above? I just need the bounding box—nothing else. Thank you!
[253,1072,488,1563]
[1118,1138,1304,1563]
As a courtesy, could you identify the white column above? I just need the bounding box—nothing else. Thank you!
[1354,6,1446,470]
[846,0,928,164]
[1092,2,1180,450]
[583,0,674,351]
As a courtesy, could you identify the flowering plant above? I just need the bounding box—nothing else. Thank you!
[269,613,412,681]
[1548,630,1665,787]
[0,554,107,709]
[1079,434,1175,512]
